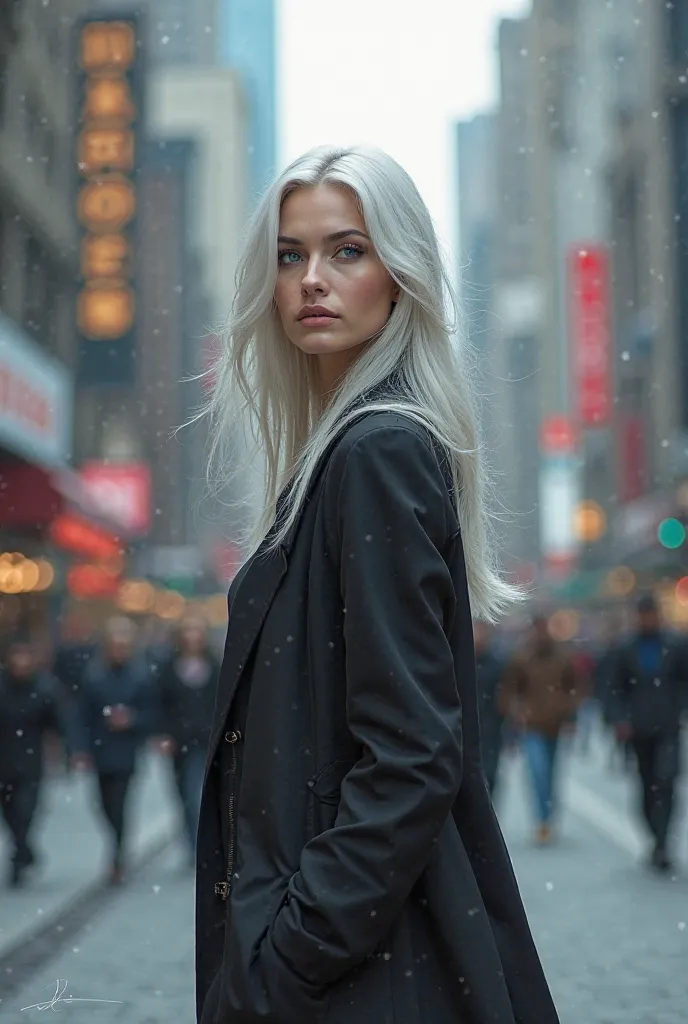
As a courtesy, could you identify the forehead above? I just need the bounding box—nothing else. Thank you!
[279,184,365,236]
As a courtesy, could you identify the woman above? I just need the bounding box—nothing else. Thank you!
[156,617,219,862]
[196,145,559,1024]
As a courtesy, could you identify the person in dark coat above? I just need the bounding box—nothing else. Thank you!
[194,145,558,1024]
[71,616,155,884]
[473,620,506,797]
[52,608,97,702]
[156,616,219,862]
[0,638,66,886]
[611,594,688,871]
[593,616,633,770]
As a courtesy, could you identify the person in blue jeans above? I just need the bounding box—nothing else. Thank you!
[155,617,219,865]
[499,616,583,844]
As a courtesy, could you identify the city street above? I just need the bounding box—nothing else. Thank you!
[0,750,178,962]
[0,731,685,1023]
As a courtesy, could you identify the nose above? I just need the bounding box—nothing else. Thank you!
[301,253,329,297]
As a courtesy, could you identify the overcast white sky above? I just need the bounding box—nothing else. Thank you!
[277,0,530,270]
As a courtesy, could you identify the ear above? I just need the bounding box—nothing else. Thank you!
[391,282,400,302]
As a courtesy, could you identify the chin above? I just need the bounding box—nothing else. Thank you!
[292,334,358,355]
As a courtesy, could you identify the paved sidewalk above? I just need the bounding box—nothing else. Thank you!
[3,844,195,1022]
[1,735,687,1023]
[497,746,688,1024]
[0,751,179,960]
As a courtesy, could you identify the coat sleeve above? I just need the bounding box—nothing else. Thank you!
[607,647,632,726]
[263,424,463,993]
[498,655,526,719]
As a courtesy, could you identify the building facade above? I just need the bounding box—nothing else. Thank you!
[0,1,129,645]
[220,0,277,200]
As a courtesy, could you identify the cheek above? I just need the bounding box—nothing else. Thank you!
[345,266,393,315]
[273,277,296,330]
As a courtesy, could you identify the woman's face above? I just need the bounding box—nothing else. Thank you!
[274,184,398,385]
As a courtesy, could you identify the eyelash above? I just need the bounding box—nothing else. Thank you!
[277,243,365,265]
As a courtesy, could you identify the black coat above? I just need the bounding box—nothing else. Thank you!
[52,642,97,699]
[196,411,559,1024]
[0,671,64,781]
[73,657,156,774]
[611,633,688,737]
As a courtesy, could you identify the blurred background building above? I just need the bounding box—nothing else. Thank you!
[457,0,688,625]
[0,0,275,651]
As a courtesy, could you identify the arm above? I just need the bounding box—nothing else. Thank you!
[607,647,632,730]
[498,656,526,721]
[254,425,463,1005]
[155,660,177,738]
[561,656,587,717]
[128,669,159,738]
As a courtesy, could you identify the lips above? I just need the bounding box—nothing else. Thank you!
[297,306,338,321]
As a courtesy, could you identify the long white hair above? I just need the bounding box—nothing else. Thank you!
[203,144,520,621]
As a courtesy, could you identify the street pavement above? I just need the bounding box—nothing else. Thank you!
[1,730,687,1023]
[0,750,178,961]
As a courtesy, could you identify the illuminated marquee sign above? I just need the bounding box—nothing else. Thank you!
[74,16,143,382]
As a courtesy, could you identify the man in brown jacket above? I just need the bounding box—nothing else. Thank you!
[499,615,584,844]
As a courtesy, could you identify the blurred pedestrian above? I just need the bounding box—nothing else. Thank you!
[499,615,584,845]
[593,615,633,771]
[195,146,559,1024]
[611,594,687,872]
[474,620,505,797]
[572,645,596,754]
[155,616,219,864]
[52,608,97,702]
[0,638,66,887]
[71,617,155,884]
[52,609,97,775]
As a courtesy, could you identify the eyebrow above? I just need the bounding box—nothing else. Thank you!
[277,228,370,245]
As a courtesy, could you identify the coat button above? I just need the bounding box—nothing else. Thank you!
[224,730,241,744]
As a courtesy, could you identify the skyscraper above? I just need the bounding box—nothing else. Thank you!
[220,0,277,199]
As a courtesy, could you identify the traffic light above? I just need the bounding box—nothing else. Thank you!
[658,518,686,550]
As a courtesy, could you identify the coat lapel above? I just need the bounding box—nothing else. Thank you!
[205,408,379,767]
[206,542,288,766]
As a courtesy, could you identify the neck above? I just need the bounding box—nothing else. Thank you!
[316,346,366,403]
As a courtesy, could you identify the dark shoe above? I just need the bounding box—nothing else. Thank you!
[535,824,554,846]
[8,862,27,888]
[109,865,126,886]
[650,845,672,872]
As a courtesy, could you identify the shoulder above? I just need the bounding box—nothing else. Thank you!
[36,672,59,697]
[321,410,456,546]
[325,411,452,502]
[329,410,440,465]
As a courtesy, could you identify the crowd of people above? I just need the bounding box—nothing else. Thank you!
[476,594,687,873]
[1,591,686,892]
[0,613,220,888]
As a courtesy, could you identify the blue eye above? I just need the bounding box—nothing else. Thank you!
[278,250,301,266]
[337,244,364,259]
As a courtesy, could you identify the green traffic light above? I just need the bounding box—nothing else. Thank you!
[658,518,686,549]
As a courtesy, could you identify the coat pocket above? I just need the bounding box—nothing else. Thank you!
[307,758,355,836]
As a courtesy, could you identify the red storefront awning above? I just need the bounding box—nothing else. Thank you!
[0,462,129,558]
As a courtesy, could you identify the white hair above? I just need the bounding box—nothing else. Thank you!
[202,144,521,622]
